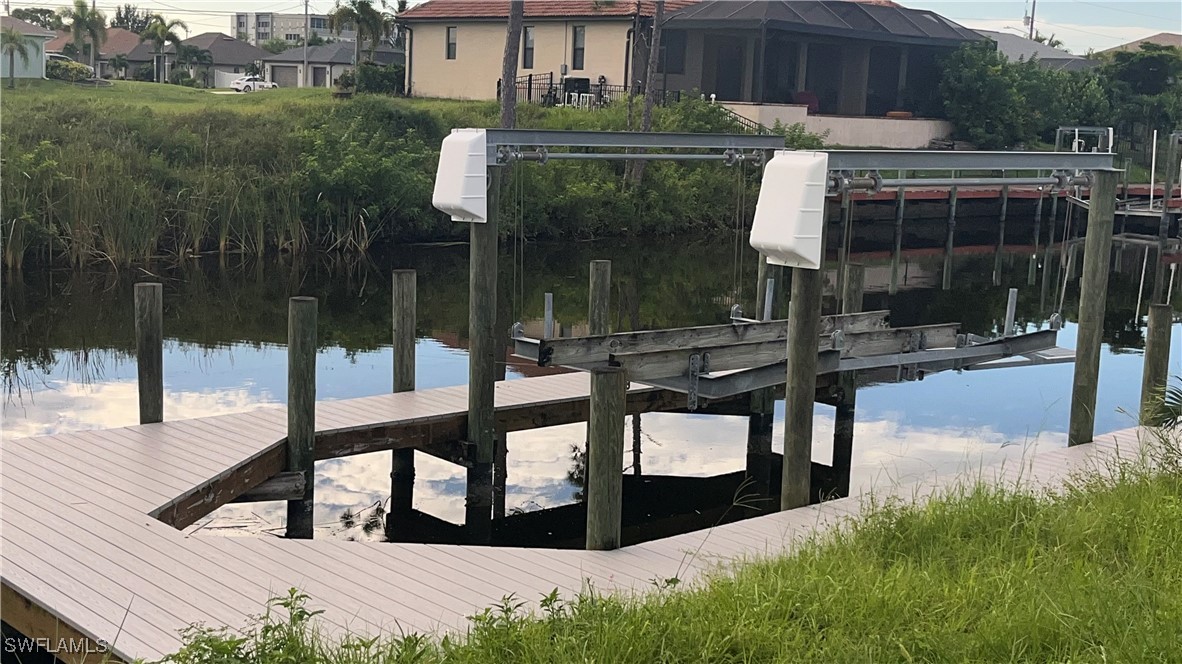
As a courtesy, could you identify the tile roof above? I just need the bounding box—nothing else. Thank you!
[262,41,403,65]
[126,32,271,66]
[45,27,143,57]
[666,0,979,46]
[0,16,56,37]
[399,0,700,20]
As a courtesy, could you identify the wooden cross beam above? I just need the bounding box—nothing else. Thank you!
[515,310,891,369]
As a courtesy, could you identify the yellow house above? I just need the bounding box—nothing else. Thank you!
[399,0,696,100]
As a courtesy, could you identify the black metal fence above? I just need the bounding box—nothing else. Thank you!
[497,73,682,109]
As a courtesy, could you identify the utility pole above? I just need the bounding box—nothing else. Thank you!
[303,0,309,88]
[1027,0,1037,40]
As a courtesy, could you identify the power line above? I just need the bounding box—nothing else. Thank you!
[1067,0,1179,22]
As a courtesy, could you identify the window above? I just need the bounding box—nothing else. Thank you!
[446,26,457,59]
[238,20,245,28]
[257,31,270,40]
[311,17,328,30]
[522,26,534,69]
[285,33,301,42]
[258,20,269,27]
[571,25,585,70]
[659,29,686,74]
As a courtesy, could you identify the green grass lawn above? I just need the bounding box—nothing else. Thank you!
[160,435,1182,664]
[1,79,333,114]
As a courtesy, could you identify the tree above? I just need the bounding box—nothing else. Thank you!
[306,31,328,46]
[111,4,153,34]
[64,0,107,72]
[628,0,664,185]
[261,37,291,54]
[176,44,212,81]
[108,52,129,78]
[328,0,382,65]
[939,41,1029,149]
[1032,31,1066,51]
[1,26,33,90]
[11,8,63,31]
[139,14,187,83]
[500,0,523,128]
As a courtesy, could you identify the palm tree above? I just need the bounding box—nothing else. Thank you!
[140,14,187,83]
[328,0,382,65]
[108,53,129,79]
[1,27,33,90]
[64,0,107,72]
[176,44,212,82]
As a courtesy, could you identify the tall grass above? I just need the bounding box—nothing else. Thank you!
[2,82,812,269]
[159,432,1182,663]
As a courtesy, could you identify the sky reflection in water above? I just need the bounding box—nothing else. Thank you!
[2,237,1176,536]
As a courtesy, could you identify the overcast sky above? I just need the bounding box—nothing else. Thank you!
[11,0,1181,55]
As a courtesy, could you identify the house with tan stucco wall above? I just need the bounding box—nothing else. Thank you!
[399,0,986,148]
[399,0,694,100]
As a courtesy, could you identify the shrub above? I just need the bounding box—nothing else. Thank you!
[169,69,196,87]
[133,63,154,81]
[334,68,356,90]
[46,59,92,82]
[356,62,403,95]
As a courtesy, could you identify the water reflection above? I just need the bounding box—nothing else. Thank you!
[2,223,1174,540]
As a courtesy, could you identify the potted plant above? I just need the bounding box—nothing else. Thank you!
[333,69,355,99]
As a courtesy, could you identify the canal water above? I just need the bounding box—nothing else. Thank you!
[2,219,1176,543]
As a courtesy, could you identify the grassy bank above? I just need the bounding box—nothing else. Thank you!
[1,81,815,269]
[161,435,1182,663]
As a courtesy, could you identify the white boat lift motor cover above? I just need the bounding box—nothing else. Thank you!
[433,128,488,222]
[750,150,828,269]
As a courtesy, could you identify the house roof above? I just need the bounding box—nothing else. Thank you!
[127,32,270,66]
[0,16,56,38]
[46,27,143,57]
[1097,32,1182,55]
[665,0,982,47]
[975,29,1097,72]
[399,0,701,21]
[261,41,404,65]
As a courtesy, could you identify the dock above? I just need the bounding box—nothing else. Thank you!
[0,374,1148,663]
[4,135,1162,663]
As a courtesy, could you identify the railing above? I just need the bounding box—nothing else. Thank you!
[497,74,681,109]
[712,104,773,135]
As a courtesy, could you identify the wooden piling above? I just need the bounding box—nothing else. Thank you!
[782,199,828,509]
[286,296,317,539]
[832,262,864,498]
[1030,190,1045,286]
[836,193,853,299]
[890,187,905,295]
[994,185,1008,286]
[1140,303,1173,423]
[1152,138,1179,304]
[585,259,625,549]
[1068,170,1118,446]
[589,260,611,336]
[134,282,163,425]
[586,368,627,550]
[943,186,957,291]
[465,169,500,542]
[748,257,777,501]
[388,270,416,537]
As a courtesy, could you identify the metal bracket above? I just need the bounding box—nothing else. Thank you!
[687,353,701,411]
[687,352,710,411]
[510,322,525,339]
[1049,313,1063,331]
[831,329,845,352]
[905,331,927,353]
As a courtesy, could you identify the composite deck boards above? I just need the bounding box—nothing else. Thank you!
[0,372,1147,662]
